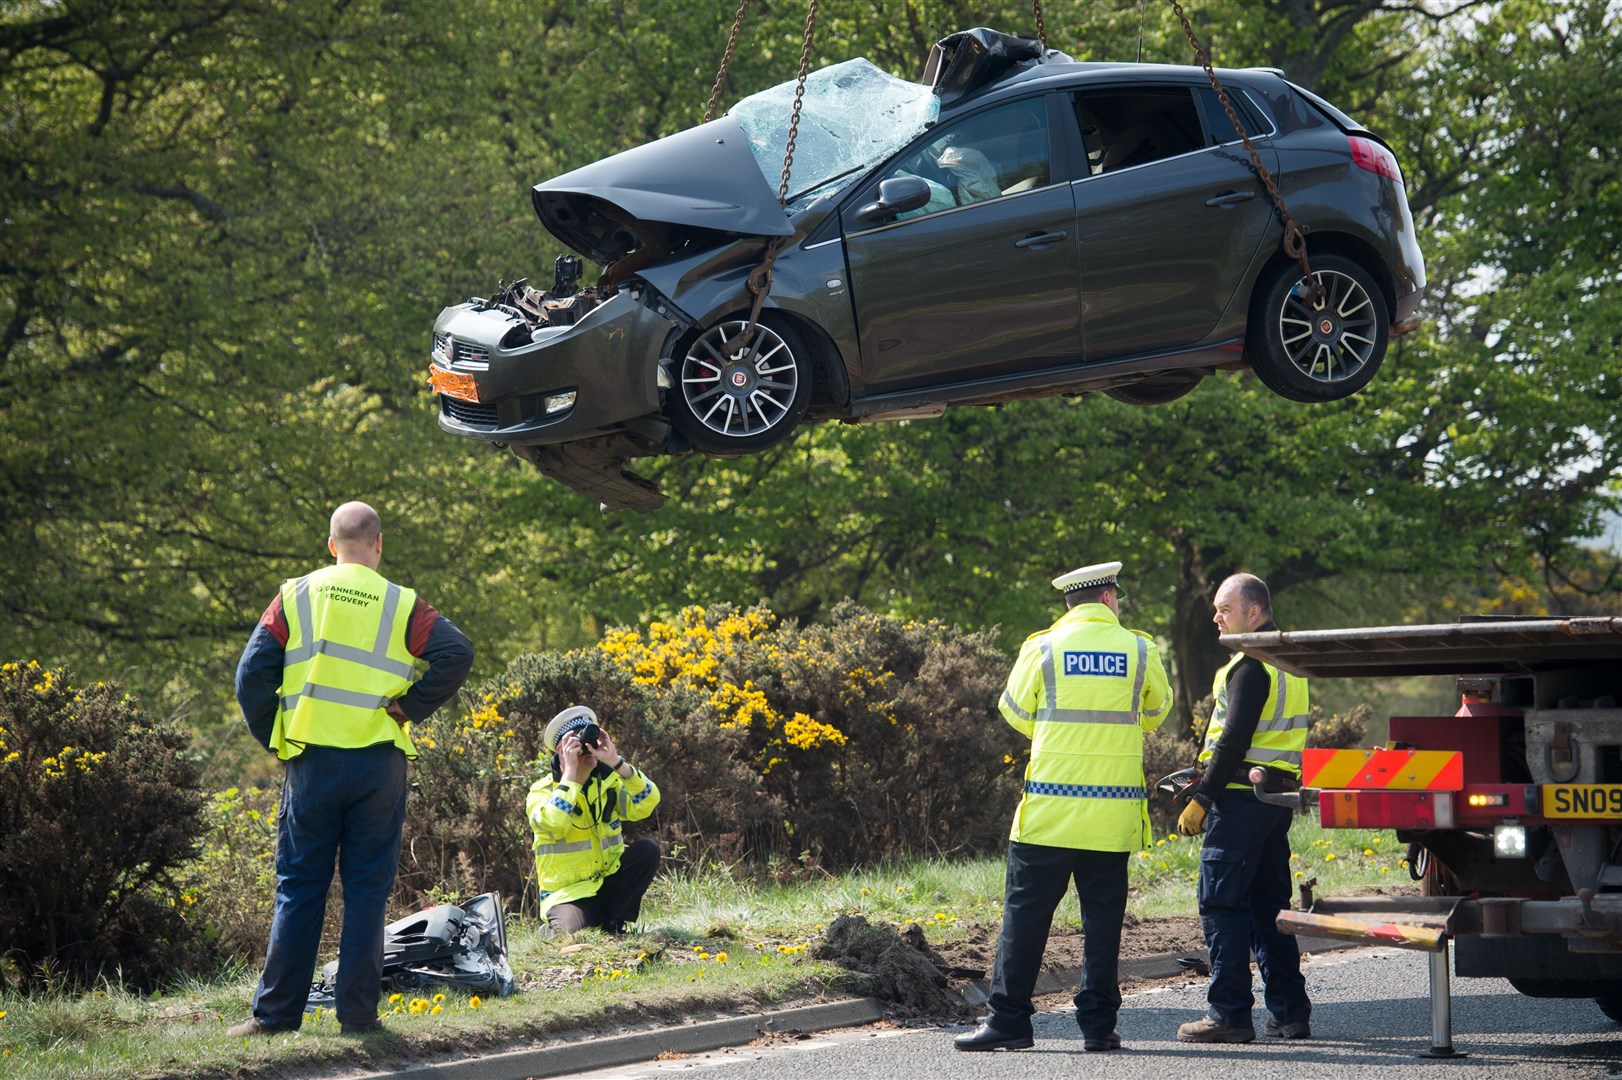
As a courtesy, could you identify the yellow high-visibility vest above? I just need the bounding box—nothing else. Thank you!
[271,563,419,761]
[999,604,1173,851]
[526,767,661,915]
[1198,652,1311,787]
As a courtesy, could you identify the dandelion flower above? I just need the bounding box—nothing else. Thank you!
[1379,866,1390,874]
[430,1004,444,1015]
[1324,853,1336,861]
[389,994,403,1004]
[1295,871,1304,878]
[716,952,728,963]
[1363,848,1374,856]
[469,996,483,1009]
[433,993,445,1003]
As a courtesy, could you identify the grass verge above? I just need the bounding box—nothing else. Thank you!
[0,819,1407,1079]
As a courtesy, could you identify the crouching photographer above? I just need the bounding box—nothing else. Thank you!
[526,706,662,936]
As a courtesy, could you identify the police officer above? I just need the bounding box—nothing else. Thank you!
[527,706,662,936]
[229,501,474,1037]
[1176,572,1312,1042]
[955,561,1171,1053]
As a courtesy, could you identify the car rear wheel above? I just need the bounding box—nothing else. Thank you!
[1248,254,1389,403]
[668,317,812,454]
[1104,371,1205,405]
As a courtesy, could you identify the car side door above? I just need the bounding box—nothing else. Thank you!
[839,94,1082,395]
[1069,83,1278,362]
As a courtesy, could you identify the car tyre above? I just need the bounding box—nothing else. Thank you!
[1104,371,1205,405]
[1247,254,1389,403]
[1597,994,1622,1023]
[667,316,812,454]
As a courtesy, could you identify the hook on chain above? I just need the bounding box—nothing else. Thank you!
[1166,0,1323,305]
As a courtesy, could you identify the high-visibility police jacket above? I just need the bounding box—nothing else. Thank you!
[1198,652,1311,788]
[999,603,1173,851]
[526,764,660,916]
[271,563,420,761]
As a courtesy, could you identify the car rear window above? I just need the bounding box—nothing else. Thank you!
[1195,86,1269,142]
[1073,88,1205,175]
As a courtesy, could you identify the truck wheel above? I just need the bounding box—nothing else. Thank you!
[1597,994,1622,1024]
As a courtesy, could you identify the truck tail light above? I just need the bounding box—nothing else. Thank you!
[1349,135,1403,183]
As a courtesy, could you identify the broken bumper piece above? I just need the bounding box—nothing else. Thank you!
[511,435,667,512]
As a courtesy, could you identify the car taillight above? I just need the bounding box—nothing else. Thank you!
[1349,135,1402,184]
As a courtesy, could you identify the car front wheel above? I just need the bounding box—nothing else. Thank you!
[1248,254,1389,403]
[668,317,812,454]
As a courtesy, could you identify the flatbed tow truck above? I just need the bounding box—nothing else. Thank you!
[1225,615,1622,1056]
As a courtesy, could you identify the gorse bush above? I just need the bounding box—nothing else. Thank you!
[402,648,655,911]
[399,603,1022,913]
[172,787,295,962]
[598,601,1022,871]
[0,662,205,990]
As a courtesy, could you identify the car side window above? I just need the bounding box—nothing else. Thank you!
[1195,86,1268,143]
[1073,88,1206,176]
[880,97,1051,220]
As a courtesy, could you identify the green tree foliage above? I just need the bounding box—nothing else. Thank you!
[0,661,204,990]
[2,0,1618,752]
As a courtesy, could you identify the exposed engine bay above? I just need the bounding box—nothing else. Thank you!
[479,255,609,330]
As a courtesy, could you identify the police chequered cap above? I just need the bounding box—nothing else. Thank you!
[543,705,597,753]
[1051,561,1123,593]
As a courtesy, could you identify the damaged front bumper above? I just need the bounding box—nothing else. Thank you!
[431,284,679,448]
[431,283,688,510]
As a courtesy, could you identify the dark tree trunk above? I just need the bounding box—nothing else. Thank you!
[1168,542,1232,738]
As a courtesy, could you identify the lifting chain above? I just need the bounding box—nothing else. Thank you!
[703,0,750,123]
[776,0,820,206]
[731,0,819,360]
[1168,0,1323,304]
[1032,0,1047,49]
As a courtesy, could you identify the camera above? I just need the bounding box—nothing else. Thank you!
[578,722,602,751]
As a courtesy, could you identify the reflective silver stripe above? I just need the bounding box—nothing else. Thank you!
[373,583,402,654]
[1040,707,1139,725]
[279,684,392,712]
[534,840,594,856]
[600,833,624,850]
[1272,667,1288,726]
[1246,746,1302,765]
[1256,713,1311,735]
[283,577,413,677]
[285,577,316,663]
[284,639,415,678]
[1131,636,1147,723]
[1001,690,1033,721]
[1038,635,1057,713]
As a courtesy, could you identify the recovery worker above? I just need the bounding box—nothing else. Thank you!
[229,501,474,1037]
[1176,572,1312,1042]
[955,561,1172,1053]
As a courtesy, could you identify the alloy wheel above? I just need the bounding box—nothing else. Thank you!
[679,321,801,439]
[1276,269,1380,386]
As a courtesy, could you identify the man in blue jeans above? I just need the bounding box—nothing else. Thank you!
[1175,572,1312,1043]
[228,502,473,1036]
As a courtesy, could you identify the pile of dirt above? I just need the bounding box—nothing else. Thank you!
[813,915,975,1019]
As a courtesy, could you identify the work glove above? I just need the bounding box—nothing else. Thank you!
[1177,794,1210,836]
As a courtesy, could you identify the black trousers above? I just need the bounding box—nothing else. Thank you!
[986,841,1130,1039]
[545,838,661,935]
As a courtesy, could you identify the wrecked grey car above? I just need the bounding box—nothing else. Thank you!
[431,28,1425,510]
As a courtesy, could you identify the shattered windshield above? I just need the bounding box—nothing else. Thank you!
[732,58,940,211]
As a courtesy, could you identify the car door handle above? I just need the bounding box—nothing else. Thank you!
[1015,230,1068,248]
[1205,190,1257,207]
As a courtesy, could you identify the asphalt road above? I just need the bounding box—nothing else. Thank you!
[564,946,1622,1080]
